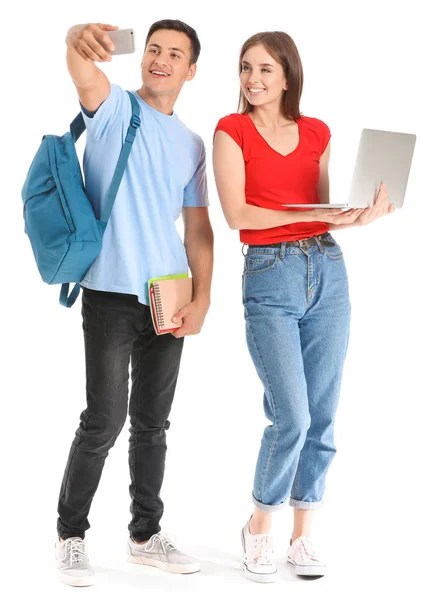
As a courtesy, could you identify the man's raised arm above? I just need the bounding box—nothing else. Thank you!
[65,23,118,112]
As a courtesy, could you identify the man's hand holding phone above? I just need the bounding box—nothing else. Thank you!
[66,23,119,63]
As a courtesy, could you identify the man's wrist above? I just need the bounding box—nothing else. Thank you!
[192,294,211,309]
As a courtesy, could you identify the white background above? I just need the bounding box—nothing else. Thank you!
[2,0,423,598]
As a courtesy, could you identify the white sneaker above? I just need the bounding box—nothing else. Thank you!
[286,536,326,576]
[55,537,95,586]
[127,533,200,574]
[241,520,278,583]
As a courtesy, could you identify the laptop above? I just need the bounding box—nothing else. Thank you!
[283,128,416,209]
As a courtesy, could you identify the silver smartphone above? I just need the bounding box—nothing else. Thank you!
[105,29,135,55]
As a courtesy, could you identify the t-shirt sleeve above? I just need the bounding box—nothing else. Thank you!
[317,119,331,155]
[183,141,209,207]
[80,83,127,141]
[214,114,243,149]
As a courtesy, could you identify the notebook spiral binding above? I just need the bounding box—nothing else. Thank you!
[152,282,165,329]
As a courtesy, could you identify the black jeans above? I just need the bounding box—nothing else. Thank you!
[57,287,184,542]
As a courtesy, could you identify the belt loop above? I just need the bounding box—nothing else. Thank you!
[279,242,286,259]
[315,235,324,253]
[242,243,248,257]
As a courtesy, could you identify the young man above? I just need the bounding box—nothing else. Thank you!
[55,20,213,587]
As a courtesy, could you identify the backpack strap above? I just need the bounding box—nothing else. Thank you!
[60,283,81,308]
[59,91,141,308]
[70,113,86,142]
[102,91,141,223]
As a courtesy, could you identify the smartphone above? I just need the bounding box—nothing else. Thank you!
[104,29,135,55]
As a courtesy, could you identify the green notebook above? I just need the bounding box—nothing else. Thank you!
[148,272,189,291]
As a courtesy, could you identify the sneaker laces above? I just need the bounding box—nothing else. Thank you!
[247,534,274,565]
[65,538,87,565]
[294,536,318,560]
[145,533,178,555]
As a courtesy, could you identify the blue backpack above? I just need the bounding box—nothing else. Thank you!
[22,90,140,307]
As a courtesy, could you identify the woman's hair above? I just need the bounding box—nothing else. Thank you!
[145,19,201,65]
[238,31,303,120]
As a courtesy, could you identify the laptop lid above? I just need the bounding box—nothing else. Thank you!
[282,128,416,209]
[348,128,416,208]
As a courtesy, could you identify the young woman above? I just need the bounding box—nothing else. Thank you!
[213,31,393,583]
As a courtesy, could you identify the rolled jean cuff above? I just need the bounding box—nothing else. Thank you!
[252,493,289,512]
[289,498,323,510]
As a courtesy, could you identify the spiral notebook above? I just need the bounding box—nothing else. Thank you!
[149,274,193,335]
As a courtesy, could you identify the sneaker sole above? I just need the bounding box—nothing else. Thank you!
[59,572,96,587]
[287,558,326,577]
[242,564,278,583]
[241,528,278,583]
[127,554,200,574]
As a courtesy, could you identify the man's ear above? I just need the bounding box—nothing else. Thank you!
[186,63,197,82]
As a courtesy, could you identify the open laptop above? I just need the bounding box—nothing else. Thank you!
[283,128,416,209]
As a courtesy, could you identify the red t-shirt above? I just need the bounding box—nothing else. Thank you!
[214,113,331,244]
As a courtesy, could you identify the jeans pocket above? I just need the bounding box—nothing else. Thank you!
[245,253,279,275]
[323,240,344,260]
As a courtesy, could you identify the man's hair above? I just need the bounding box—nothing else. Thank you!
[145,19,201,65]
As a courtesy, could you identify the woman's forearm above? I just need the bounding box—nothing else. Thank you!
[327,222,357,231]
[232,204,315,230]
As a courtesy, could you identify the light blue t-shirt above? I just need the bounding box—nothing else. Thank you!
[80,84,208,305]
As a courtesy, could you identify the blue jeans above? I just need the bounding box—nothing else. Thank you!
[242,233,351,511]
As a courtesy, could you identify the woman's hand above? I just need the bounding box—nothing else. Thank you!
[308,207,364,225]
[353,183,395,226]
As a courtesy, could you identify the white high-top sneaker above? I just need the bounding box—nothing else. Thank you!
[241,520,278,583]
[286,536,326,576]
[55,537,95,586]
